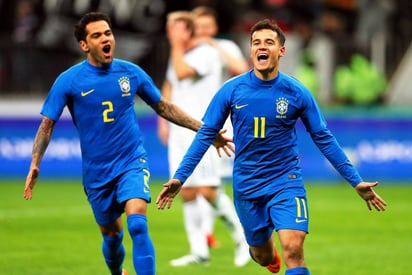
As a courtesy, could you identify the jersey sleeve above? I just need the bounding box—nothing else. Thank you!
[201,83,232,129]
[300,88,363,186]
[40,72,71,121]
[135,66,161,105]
[173,125,218,183]
[173,84,232,183]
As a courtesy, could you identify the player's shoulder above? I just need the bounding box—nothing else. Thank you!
[278,71,311,96]
[112,58,139,70]
[65,60,86,73]
[55,60,87,82]
[216,38,237,45]
[112,58,147,75]
[194,43,220,57]
[216,38,241,50]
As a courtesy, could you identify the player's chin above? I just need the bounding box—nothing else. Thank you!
[101,56,113,65]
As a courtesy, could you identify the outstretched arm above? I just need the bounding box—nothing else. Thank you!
[156,179,183,209]
[354,181,387,211]
[157,81,172,145]
[152,97,202,132]
[24,116,55,200]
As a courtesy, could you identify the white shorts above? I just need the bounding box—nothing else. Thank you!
[168,125,221,187]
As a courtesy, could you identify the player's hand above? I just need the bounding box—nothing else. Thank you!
[355,181,387,211]
[167,21,191,48]
[24,167,39,200]
[212,129,235,158]
[156,179,183,209]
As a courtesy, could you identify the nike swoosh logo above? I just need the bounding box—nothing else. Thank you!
[295,218,307,223]
[235,104,248,109]
[81,89,95,97]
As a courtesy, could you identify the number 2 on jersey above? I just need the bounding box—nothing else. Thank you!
[102,101,115,122]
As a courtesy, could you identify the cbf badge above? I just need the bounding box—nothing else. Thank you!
[118,76,131,97]
[276,97,288,118]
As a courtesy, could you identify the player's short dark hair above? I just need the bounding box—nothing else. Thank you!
[250,19,286,46]
[74,12,112,42]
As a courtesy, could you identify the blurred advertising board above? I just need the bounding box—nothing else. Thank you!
[1,114,411,183]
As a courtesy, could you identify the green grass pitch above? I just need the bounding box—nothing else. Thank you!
[0,179,411,274]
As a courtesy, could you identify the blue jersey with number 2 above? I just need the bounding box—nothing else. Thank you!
[174,70,362,200]
[41,59,161,188]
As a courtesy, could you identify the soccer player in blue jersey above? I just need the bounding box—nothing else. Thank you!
[156,19,387,275]
[23,12,232,275]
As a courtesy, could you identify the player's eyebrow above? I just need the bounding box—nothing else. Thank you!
[252,37,275,45]
[89,28,112,39]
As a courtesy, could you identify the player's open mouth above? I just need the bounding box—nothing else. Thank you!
[257,53,269,66]
[102,45,111,57]
[258,53,269,62]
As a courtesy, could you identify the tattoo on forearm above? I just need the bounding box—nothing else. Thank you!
[33,119,54,156]
[156,100,201,132]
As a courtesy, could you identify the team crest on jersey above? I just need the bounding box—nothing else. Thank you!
[118,76,131,97]
[276,97,288,118]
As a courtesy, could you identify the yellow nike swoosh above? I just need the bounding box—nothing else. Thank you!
[81,89,95,97]
[235,104,248,109]
[295,218,307,223]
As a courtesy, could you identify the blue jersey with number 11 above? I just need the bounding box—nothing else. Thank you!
[41,59,161,188]
[174,70,362,199]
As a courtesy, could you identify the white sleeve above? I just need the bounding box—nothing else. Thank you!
[186,44,220,77]
[217,39,245,60]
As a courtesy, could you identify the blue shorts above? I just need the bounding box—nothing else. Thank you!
[84,166,151,226]
[234,186,309,246]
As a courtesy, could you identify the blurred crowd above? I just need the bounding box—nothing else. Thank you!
[0,0,411,105]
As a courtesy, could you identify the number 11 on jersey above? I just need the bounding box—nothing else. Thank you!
[254,116,266,138]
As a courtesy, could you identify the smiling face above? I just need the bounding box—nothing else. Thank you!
[79,20,115,67]
[250,28,285,80]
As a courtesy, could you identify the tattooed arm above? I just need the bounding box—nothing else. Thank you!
[152,97,202,132]
[151,97,234,157]
[24,116,55,200]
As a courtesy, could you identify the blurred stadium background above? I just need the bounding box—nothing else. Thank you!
[0,0,411,183]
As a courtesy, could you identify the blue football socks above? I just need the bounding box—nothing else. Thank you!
[127,213,155,275]
[102,229,125,275]
[285,266,311,275]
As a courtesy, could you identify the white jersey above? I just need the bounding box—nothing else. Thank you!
[215,39,246,178]
[216,38,245,82]
[166,43,223,186]
[167,43,222,121]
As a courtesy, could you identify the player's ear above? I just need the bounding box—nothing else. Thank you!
[79,40,89,53]
[279,45,285,57]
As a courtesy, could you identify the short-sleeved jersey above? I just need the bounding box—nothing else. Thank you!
[174,70,362,199]
[41,59,161,188]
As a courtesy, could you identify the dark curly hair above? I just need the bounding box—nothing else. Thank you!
[74,12,112,42]
[250,19,286,46]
